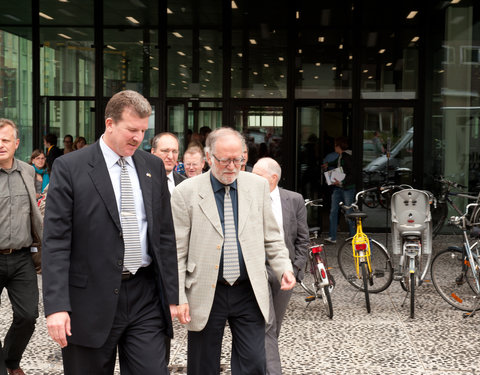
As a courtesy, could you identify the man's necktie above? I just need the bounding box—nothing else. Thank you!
[118,157,142,274]
[223,186,240,285]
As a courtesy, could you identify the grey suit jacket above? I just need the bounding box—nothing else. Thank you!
[171,171,293,331]
[279,188,309,279]
[173,170,186,186]
[16,159,43,246]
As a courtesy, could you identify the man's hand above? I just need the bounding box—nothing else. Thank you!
[169,304,178,321]
[280,270,296,290]
[46,311,71,348]
[177,303,191,324]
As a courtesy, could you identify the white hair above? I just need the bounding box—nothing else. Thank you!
[254,157,282,180]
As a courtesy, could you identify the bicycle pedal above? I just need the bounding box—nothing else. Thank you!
[305,296,316,302]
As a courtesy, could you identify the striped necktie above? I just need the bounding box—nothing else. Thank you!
[223,185,240,285]
[118,157,142,274]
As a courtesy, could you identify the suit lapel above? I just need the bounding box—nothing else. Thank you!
[133,151,153,229]
[237,173,252,236]
[198,172,224,237]
[279,188,291,242]
[88,142,122,232]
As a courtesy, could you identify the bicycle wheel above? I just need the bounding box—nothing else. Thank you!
[431,248,480,311]
[410,272,415,319]
[337,238,394,293]
[361,262,371,313]
[320,285,334,319]
[363,191,378,209]
[431,201,448,237]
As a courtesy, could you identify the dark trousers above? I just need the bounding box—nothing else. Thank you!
[62,266,169,375]
[187,281,265,375]
[0,248,39,370]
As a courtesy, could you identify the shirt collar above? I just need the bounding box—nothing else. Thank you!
[99,135,134,168]
[210,172,237,193]
[0,158,18,173]
[270,186,280,200]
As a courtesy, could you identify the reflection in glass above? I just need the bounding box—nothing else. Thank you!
[104,29,159,97]
[167,29,193,98]
[40,28,95,96]
[40,0,94,26]
[0,28,33,161]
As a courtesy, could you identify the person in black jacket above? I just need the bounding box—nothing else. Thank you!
[324,136,356,244]
[43,133,62,173]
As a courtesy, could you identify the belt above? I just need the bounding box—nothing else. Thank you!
[121,271,133,281]
[0,248,22,255]
[218,279,244,287]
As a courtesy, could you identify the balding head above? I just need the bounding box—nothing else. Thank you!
[252,157,282,192]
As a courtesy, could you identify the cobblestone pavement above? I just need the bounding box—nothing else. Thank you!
[2,234,480,374]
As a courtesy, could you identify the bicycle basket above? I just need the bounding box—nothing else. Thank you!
[390,189,432,255]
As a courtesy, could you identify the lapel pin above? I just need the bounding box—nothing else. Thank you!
[146,172,151,178]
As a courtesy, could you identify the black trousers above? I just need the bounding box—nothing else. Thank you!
[187,281,266,375]
[62,266,169,375]
[0,248,38,371]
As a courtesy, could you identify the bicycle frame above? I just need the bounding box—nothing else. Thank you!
[351,218,372,278]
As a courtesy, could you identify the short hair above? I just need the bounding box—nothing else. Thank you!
[184,144,205,158]
[334,136,349,151]
[44,133,58,146]
[254,157,282,181]
[205,127,245,155]
[0,118,19,139]
[64,134,73,142]
[29,149,46,167]
[104,90,152,123]
[151,132,179,151]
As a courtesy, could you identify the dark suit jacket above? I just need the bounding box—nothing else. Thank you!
[279,188,309,279]
[42,141,179,348]
[46,145,63,172]
[173,170,186,186]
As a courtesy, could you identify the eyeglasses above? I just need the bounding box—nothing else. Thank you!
[158,148,178,155]
[184,162,200,168]
[212,154,245,166]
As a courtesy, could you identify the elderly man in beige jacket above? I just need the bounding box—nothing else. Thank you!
[171,127,294,375]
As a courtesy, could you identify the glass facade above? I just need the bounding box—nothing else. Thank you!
[0,0,480,231]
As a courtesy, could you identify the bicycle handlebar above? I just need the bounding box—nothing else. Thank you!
[305,198,323,207]
[436,176,467,189]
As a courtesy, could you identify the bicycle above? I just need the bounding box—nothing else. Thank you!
[431,176,480,237]
[337,188,394,313]
[389,186,434,318]
[431,203,480,317]
[300,199,334,319]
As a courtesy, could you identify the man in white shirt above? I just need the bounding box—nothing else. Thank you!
[253,157,309,375]
[183,145,205,178]
[151,132,186,193]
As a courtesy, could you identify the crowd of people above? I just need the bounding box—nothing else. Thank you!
[0,90,355,375]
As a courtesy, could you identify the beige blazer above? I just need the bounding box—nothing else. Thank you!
[171,170,293,331]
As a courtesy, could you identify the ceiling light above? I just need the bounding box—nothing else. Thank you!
[180,73,185,76]
[206,71,212,74]
[315,62,321,66]
[106,45,116,50]
[318,36,325,43]
[298,49,302,54]
[207,59,214,63]
[450,0,461,3]
[181,80,187,84]
[253,72,258,75]
[296,11,300,19]
[172,32,183,38]
[237,52,243,57]
[363,69,368,73]
[349,55,353,60]
[167,8,173,14]
[58,33,72,40]
[368,76,373,79]
[58,0,69,2]
[406,11,418,19]
[39,12,54,20]
[332,67,337,70]
[299,69,303,73]
[205,78,210,82]
[280,74,284,78]
[232,0,238,9]
[170,83,175,86]
[314,76,318,79]
[339,44,343,50]
[278,57,284,61]
[386,62,393,66]
[264,64,269,67]
[249,39,257,45]
[177,51,186,56]
[126,16,140,24]
[411,36,420,42]
[180,64,187,68]
[438,69,445,73]
[152,67,159,71]
[204,46,212,51]
[379,49,386,54]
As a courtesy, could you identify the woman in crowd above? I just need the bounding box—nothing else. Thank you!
[30,149,50,199]
[73,136,87,150]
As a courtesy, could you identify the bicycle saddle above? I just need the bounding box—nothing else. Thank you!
[345,212,368,219]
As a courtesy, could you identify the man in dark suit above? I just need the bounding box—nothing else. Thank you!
[151,132,186,193]
[253,157,309,375]
[42,90,179,375]
[43,133,62,172]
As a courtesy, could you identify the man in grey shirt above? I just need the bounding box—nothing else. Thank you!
[0,118,43,375]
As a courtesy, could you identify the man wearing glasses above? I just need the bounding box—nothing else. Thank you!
[151,132,186,193]
[171,127,295,374]
[183,145,205,178]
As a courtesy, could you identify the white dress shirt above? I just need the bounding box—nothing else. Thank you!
[167,172,175,195]
[99,136,151,266]
[270,186,284,238]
